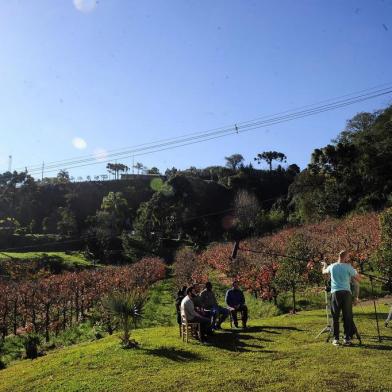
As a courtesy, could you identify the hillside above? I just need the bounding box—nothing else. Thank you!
[1,303,391,392]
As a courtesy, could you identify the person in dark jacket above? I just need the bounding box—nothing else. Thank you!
[225,280,248,328]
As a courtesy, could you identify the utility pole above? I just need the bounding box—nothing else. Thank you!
[8,155,12,172]
[41,161,45,181]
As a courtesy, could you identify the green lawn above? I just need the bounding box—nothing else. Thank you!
[0,252,94,268]
[1,303,391,392]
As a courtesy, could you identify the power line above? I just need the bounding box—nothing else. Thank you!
[17,82,392,171]
[13,82,392,170]
[13,85,392,176]
[26,87,392,174]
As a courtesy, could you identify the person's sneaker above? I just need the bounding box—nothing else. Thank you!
[342,339,352,346]
[234,322,239,328]
[332,339,340,346]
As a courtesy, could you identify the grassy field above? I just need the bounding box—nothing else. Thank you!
[0,252,94,268]
[1,301,391,392]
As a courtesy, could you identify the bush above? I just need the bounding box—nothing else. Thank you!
[23,333,40,359]
[104,291,146,348]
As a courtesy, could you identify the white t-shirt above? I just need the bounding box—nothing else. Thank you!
[180,295,197,321]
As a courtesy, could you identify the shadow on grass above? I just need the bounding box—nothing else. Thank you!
[244,326,304,334]
[207,331,277,354]
[238,334,273,343]
[144,346,203,362]
[352,343,392,351]
[354,312,389,319]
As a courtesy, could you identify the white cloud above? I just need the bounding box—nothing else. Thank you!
[72,137,87,150]
[93,148,108,162]
[73,0,97,13]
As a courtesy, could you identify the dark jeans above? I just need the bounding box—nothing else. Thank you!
[230,304,248,326]
[205,305,230,327]
[331,290,354,340]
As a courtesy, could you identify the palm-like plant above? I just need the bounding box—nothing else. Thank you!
[104,291,145,348]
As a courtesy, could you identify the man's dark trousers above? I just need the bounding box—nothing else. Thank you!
[230,304,248,327]
[331,290,354,340]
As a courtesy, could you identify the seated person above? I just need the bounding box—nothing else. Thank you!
[175,286,187,325]
[181,286,212,342]
[199,281,229,329]
[225,280,248,328]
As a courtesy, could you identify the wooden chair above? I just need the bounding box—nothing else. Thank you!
[181,315,201,343]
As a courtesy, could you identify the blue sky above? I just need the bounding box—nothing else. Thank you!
[0,0,391,178]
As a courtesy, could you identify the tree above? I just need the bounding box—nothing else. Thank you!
[233,190,259,239]
[86,192,129,262]
[56,170,70,184]
[133,162,144,175]
[274,233,311,313]
[254,151,287,171]
[106,163,129,180]
[57,207,78,236]
[165,167,178,179]
[147,167,160,175]
[291,105,392,220]
[173,247,201,288]
[225,154,244,170]
[375,208,392,284]
[335,111,377,144]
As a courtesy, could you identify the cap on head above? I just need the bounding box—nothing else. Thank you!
[205,281,212,289]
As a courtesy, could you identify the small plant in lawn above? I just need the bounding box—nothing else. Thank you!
[104,290,146,348]
[22,333,40,360]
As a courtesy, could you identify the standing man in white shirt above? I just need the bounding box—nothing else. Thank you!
[322,250,360,346]
[180,286,212,342]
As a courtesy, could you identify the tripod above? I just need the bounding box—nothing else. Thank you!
[315,286,362,344]
[315,287,332,339]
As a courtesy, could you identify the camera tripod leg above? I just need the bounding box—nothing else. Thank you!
[352,322,362,345]
[315,325,331,340]
[326,330,332,343]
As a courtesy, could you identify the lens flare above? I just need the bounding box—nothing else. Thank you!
[222,215,236,230]
[73,0,97,13]
[72,137,87,150]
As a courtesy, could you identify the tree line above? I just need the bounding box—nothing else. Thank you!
[0,257,165,342]
[173,209,392,312]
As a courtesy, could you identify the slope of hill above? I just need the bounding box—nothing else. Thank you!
[1,304,391,392]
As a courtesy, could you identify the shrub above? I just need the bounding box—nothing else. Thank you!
[104,291,146,348]
[23,333,40,359]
